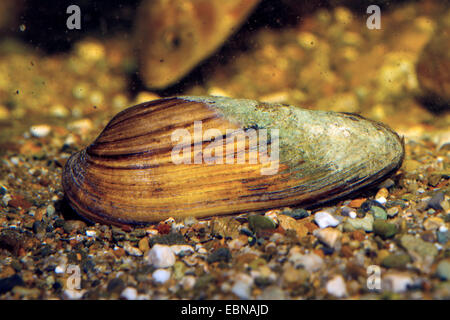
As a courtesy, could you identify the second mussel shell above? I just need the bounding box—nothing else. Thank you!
[62,96,404,226]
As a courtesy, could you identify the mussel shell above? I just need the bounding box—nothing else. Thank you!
[62,96,404,226]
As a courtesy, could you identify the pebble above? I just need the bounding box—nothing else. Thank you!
[371,206,388,220]
[248,215,276,233]
[170,244,194,256]
[326,275,348,298]
[427,192,445,211]
[145,244,176,268]
[382,272,413,293]
[373,220,398,239]
[123,242,143,257]
[152,269,171,284]
[63,289,85,300]
[282,265,309,286]
[400,234,438,259]
[436,260,450,281]
[63,220,86,234]
[314,211,340,228]
[0,274,24,294]
[2,194,12,206]
[120,287,138,300]
[231,273,253,299]
[288,252,324,272]
[387,207,399,217]
[277,214,308,239]
[281,208,310,220]
[67,119,93,135]
[341,206,357,219]
[207,247,232,264]
[30,124,51,138]
[382,253,411,269]
[343,214,374,232]
[257,286,286,300]
[423,217,444,231]
[46,204,55,217]
[378,179,395,189]
[313,228,341,249]
[138,237,150,253]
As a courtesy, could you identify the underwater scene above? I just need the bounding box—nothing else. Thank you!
[0,0,449,301]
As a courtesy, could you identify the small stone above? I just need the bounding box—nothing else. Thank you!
[382,253,411,269]
[378,179,395,189]
[248,215,276,233]
[170,244,194,256]
[138,237,150,253]
[120,287,138,300]
[382,272,413,293]
[257,286,286,300]
[145,244,176,268]
[68,119,93,135]
[207,247,232,264]
[423,217,444,231]
[85,230,96,237]
[107,278,125,294]
[400,234,438,259]
[288,252,324,272]
[376,187,389,199]
[387,207,399,217]
[0,274,24,294]
[63,220,86,234]
[152,269,171,284]
[277,215,308,239]
[373,220,398,239]
[436,260,450,281]
[371,206,388,220]
[427,192,445,211]
[313,228,342,248]
[231,273,253,299]
[210,217,241,239]
[282,265,309,286]
[437,230,448,244]
[326,275,347,298]
[343,214,374,232]
[123,242,143,257]
[314,211,340,228]
[30,124,51,138]
[46,204,56,217]
[281,208,310,219]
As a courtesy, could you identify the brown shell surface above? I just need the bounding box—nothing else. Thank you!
[62,97,404,226]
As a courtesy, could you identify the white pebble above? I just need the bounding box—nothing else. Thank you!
[314,211,340,228]
[313,228,342,248]
[326,275,348,298]
[146,244,175,268]
[231,273,253,299]
[54,265,66,274]
[170,244,194,255]
[382,273,413,293]
[120,287,138,300]
[2,194,12,206]
[85,230,96,237]
[439,225,448,233]
[288,252,324,272]
[375,196,387,205]
[349,211,357,219]
[152,269,171,284]
[30,124,51,138]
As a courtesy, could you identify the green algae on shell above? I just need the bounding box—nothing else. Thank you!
[62,96,404,226]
